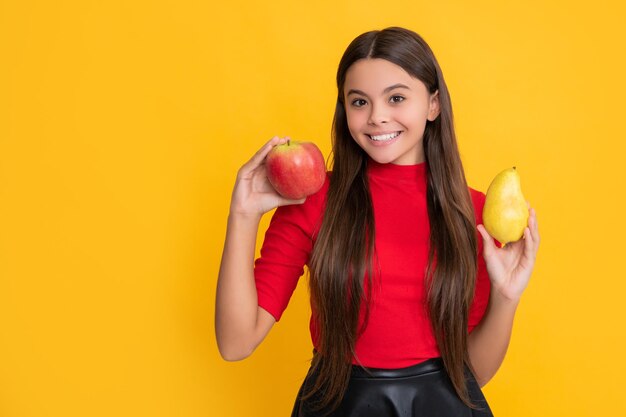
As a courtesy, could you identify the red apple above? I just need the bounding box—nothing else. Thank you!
[265,140,326,200]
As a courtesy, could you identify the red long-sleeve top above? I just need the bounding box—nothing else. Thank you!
[254,158,491,369]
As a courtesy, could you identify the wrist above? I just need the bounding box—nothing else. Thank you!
[489,289,521,310]
[228,209,263,225]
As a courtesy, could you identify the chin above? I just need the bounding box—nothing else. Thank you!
[365,153,395,165]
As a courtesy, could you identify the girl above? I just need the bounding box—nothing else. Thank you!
[216,26,540,417]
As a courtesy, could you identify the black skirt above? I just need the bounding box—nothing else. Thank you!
[291,357,494,417]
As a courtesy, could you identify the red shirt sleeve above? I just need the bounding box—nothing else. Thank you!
[253,176,328,322]
[468,188,494,333]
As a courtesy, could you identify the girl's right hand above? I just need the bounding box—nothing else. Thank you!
[229,136,306,217]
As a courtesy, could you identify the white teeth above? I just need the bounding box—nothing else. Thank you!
[369,131,400,141]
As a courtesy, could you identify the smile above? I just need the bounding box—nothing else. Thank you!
[368,131,402,141]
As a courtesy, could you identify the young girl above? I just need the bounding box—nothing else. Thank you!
[216,26,540,417]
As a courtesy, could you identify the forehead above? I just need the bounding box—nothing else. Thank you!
[344,58,425,94]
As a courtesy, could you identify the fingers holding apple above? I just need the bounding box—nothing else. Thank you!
[230,136,290,215]
[230,136,324,216]
[237,135,289,181]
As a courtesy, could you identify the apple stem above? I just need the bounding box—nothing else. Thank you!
[287,139,291,146]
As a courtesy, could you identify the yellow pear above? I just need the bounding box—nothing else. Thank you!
[483,167,529,245]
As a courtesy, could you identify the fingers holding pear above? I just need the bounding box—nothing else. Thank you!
[477,223,498,255]
[522,205,537,236]
[520,207,541,270]
[527,206,540,249]
[483,167,529,245]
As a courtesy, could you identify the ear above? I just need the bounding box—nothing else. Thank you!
[427,90,440,121]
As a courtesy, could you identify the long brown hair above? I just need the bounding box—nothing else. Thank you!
[302,27,480,413]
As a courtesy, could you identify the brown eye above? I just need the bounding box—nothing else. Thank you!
[351,99,367,107]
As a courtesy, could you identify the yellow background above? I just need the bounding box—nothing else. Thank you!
[1,0,625,416]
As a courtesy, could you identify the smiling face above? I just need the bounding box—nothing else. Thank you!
[343,58,440,165]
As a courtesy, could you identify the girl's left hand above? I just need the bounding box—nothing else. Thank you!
[476,203,540,303]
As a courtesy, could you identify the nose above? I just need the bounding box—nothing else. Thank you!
[367,103,389,125]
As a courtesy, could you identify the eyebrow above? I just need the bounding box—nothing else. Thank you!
[346,83,411,97]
